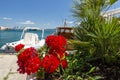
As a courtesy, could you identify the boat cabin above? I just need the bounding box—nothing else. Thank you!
[56,27,73,39]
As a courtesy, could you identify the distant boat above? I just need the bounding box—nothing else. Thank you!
[54,19,74,39]
[0,27,45,53]
[54,27,73,39]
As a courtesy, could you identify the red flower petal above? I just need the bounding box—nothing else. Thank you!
[61,59,68,68]
[15,44,24,52]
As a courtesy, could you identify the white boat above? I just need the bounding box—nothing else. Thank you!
[0,27,45,53]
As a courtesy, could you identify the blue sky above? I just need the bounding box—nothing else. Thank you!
[0,0,120,29]
[0,0,74,29]
[109,0,120,9]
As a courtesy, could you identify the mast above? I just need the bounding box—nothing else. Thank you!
[64,19,67,27]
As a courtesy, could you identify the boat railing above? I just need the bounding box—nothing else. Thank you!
[20,27,44,40]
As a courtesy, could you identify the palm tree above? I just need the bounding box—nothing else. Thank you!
[66,0,120,79]
[73,0,117,40]
[72,0,120,58]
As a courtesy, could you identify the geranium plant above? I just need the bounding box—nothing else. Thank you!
[15,35,68,79]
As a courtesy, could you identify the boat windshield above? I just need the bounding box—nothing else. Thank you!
[20,27,44,40]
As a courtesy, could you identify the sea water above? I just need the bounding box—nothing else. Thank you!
[0,29,56,48]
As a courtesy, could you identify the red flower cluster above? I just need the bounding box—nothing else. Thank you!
[15,44,24,52]
[46,35,67,58]
[44,35,68,73]
[46,35,66,49]
[17,47,41,75]
[41,54,60,73]
[25,56,41,74]
[16,35,68,75]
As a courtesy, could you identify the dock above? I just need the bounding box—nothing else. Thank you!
[0,54,26,80]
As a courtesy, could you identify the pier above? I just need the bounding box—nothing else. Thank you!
[0,54,26,80]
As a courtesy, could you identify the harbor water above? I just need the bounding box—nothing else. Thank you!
[0,29,56,48]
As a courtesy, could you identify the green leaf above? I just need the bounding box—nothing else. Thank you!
[94,76,104,80]
[87,67,96,74]
[109,0,118,5]
[68,40,90,47]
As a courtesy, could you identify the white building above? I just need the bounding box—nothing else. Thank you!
[0,26,9,30]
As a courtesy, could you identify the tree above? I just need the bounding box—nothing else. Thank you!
[65,0,120,79]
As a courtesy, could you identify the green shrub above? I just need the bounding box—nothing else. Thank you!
[64,0,120,79]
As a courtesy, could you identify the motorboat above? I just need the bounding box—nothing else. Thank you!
[0,27,45,53]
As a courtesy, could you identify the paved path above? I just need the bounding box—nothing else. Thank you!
[0,54,26,80]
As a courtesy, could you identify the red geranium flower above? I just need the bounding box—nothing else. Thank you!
[61,59,68,68]
[17,47,40,75]
[15,44,24,52]
[45,35,66,50]
[41,54,60,73]
[46,35,67,59]
[17,35,68,75]
[57,35,66,47]
[25,56,41,75]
